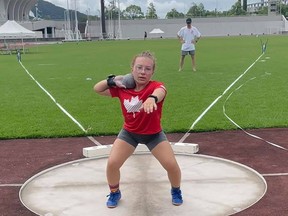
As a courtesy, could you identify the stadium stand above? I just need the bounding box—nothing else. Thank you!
[0,0,37,22]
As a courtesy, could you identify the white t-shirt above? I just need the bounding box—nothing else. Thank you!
[177,26,201,51]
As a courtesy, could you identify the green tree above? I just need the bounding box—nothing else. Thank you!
[280,3,288,17]
[106,1,118,20]
[146,2,158,19]
[186,3,206,17]
[123,5,144,19]
[197,3,206,16]
[228,0,246,16]
[256,6,268,15]
[166,8,185,19]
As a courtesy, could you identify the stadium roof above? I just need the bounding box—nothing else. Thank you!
[0,0,37,22]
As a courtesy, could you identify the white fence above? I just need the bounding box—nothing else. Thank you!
[17,15,288,40]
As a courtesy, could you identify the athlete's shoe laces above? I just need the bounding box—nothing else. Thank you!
[106,190,121,208]
[171,188,183,206]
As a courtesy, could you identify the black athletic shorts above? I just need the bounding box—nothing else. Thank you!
[117,128,167,151]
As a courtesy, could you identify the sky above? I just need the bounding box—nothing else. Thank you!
[45,0,261,18]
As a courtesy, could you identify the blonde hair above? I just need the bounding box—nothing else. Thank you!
[131,51,156,70]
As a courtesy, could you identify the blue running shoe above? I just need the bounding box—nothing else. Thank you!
[171,188,183,206]
[106,190,121,208]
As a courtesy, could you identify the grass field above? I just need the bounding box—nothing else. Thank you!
[0,35,287,139]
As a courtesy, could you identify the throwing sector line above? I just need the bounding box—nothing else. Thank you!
[223,78,287,151]
[19,62,101,146]
[178,52,265,143]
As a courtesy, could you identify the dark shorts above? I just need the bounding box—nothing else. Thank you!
[181,50,195,56]
[117,128,168,151]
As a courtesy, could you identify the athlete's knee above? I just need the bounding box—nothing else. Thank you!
[107,158,122,170]
[164,160,180,173]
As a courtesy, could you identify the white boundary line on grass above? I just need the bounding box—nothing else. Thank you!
[223,78,287,151]
[19,62,101,146]
[178,52,265,143]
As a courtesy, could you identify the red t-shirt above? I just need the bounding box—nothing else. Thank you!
[109,81,166,134]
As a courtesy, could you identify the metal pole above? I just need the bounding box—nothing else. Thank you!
[100,0,107,38]
[117,0,122,39]
[66,0,72,40]
[74,0,79,40]
[97,9,102,38]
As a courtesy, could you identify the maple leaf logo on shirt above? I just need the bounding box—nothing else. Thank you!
[124,96,142,117]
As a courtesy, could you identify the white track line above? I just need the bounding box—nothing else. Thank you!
[87,136,101,145]
[262,173,288,177]
[178,52,265,143]
[2,172,286,187]
[19,62,101,146]
[0,184,23,187]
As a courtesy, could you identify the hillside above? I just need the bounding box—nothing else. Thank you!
[30,0,88,22]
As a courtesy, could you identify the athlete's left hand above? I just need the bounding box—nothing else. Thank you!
[140,98,157,114]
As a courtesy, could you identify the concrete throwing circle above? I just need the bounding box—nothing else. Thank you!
[20,154,266,216]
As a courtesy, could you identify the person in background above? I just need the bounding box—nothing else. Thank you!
[93,51,183,208]
[177,18,201,72]
[144,31,147,40]
[17,50,21,62]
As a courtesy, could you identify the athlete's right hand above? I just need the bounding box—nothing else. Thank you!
[113,75,126,88]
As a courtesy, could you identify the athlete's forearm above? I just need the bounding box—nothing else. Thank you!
[93,80,111,96]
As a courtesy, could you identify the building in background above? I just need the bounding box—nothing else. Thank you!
[247,0,288,15]
[0,0,60,39]
[0,0,37,22]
